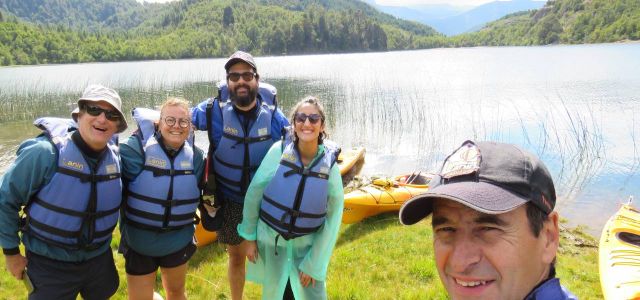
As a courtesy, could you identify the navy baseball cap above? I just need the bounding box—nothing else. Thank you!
[399,140,556,225]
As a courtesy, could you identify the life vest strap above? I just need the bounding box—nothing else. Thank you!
[222,132,271,144]
[57,167,121,183]
[214,170,243,187]
[214,153,259,171]
[127,191,199,207]
[32,197,119,218]
[126,206,196,222]
[25,226,107,251]
[262,195,327,219]
[279,160,329,180]
[258,209,321,238]
[125,218,193,232]
[27,217,80,238]
[142,165,193,177]
[94,224,118,239]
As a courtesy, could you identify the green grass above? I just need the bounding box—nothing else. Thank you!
[0,214,600,299]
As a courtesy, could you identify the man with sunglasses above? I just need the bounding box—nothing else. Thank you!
[192,51,289,300]
[0,84,127,299]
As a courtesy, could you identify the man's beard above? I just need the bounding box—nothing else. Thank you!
[230,84,258,108]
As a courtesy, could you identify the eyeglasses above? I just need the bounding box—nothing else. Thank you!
[227,72,256,82]
[162,116,191,128]
[294,113,323,125]
[83,104,121,121]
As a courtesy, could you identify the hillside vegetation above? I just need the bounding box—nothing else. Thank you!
[450,0,640,46]
[0,0,442,65]
[0,0,638,66]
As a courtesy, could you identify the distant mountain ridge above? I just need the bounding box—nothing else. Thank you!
[367,0,546,36]
[430,0,546,35]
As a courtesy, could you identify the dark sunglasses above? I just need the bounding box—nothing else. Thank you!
[162,116,191,128]
[227,72,256,82]
[294,113,323,124]
[83,104,121,121]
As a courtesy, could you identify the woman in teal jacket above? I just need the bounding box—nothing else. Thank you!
[238,96,344,299]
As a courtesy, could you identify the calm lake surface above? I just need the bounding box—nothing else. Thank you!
[1,43,638,236]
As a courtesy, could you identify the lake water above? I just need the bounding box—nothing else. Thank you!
[1,43,638,236]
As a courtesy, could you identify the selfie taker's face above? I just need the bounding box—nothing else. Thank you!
[431,200,553,300]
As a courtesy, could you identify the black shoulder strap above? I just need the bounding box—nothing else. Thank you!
[205,98,215,150]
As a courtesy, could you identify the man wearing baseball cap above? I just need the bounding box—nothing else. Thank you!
[191,51,289,300]
[400,140,576,300]
[0,84,126,299]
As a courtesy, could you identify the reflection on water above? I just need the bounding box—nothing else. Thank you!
[1,43,639,236]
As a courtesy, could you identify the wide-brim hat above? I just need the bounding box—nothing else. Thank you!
[76,84,128,133]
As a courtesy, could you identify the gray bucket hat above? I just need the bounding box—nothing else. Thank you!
[76,84,128,133]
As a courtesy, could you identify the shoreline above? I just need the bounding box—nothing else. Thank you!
[2,40,639,68]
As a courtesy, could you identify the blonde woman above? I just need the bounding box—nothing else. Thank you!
[119,98,205,300]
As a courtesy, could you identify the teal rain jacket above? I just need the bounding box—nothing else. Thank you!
[238,141,344,300]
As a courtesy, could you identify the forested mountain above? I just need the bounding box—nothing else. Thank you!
[0,0,442,65]
[450,0,640,46]
[0,0,163,30]
[0,0,638,66]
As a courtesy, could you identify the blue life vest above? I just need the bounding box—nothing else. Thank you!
[124,108,200,231]
[259,140,339,240]
[211,100,275,202]
[25,117,122,250]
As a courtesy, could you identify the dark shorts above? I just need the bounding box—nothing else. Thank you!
[217,200,245,246]
[26,250,119,300]
[122,242,196,276]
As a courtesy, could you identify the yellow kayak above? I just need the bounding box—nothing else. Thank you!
[342,173,431,224]
[193,210,218,247]
[337,147,365,176]
[599,199,640,300]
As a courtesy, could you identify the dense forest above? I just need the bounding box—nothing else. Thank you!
[450,0,640,46]
[0,0,638,66]
[0,0,444,65]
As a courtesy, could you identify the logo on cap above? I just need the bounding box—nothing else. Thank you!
[440,143,480,179]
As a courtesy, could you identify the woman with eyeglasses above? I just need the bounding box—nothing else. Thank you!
[237,96,344,300]
[119,98,205,300]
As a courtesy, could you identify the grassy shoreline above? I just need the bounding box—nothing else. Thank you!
[0,214,601,299]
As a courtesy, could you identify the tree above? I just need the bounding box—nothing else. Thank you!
[223,6,234,28]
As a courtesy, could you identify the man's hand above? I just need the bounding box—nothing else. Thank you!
[5,253,27,280]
